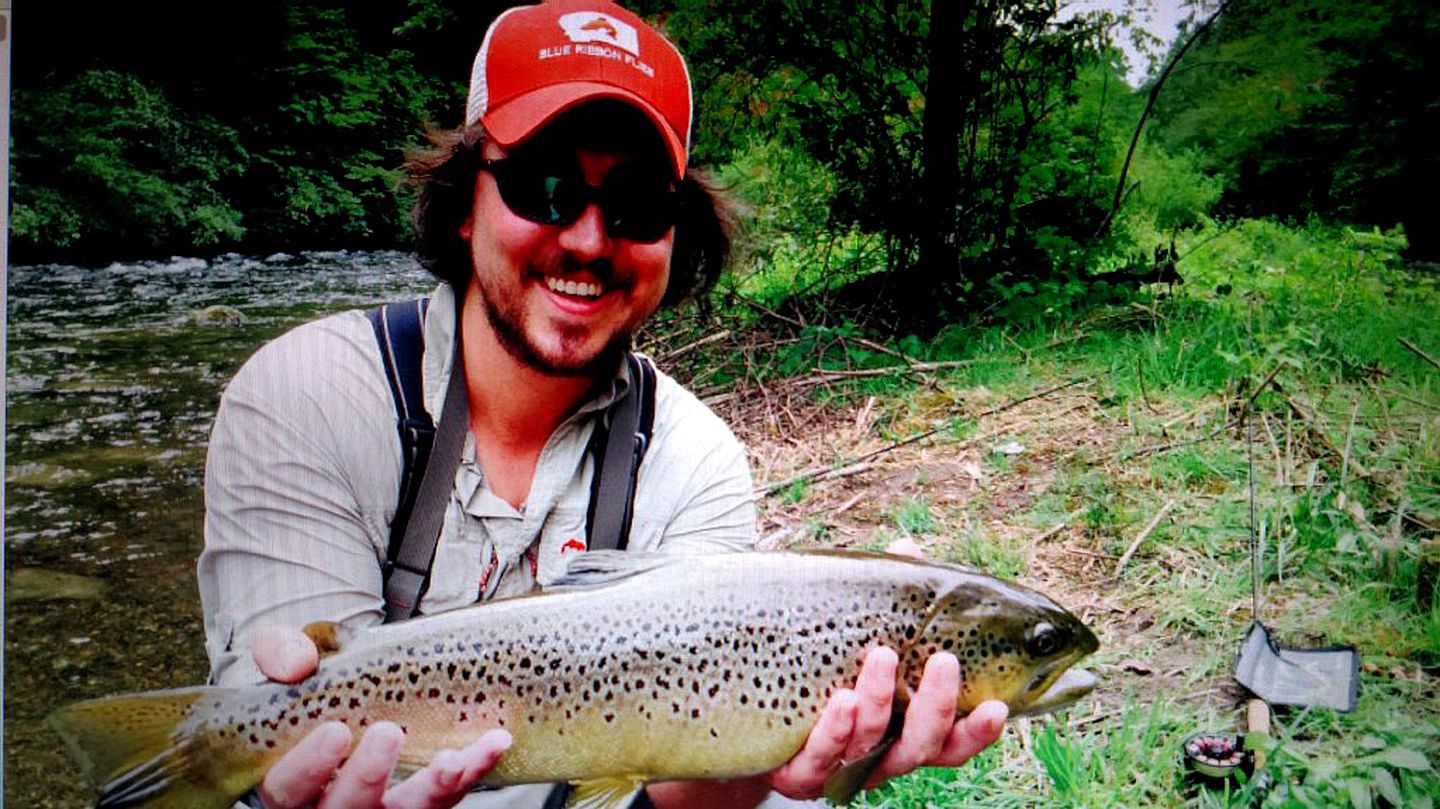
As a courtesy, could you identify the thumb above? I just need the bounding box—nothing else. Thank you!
[251,625,320,684]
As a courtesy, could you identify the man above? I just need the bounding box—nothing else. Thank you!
[198,2,1007,807]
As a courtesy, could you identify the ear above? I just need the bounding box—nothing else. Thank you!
[459,214,474,241]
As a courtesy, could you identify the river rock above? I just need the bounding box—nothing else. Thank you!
[191,305,246,327]
[5,568,107,603]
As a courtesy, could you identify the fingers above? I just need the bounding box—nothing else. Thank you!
[766,689,859,796]
[871,653,960,783]
[252,625,320,684]
[315,721,405,809]
[382,729,513,809]
[258,721,354,809]
[259,722,514,809]
[936,700,1007,765]
[844,647,899,762]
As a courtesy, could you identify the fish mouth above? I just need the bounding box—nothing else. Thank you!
[1013,667,1098,717]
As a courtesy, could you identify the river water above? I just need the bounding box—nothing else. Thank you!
[4,251,434,807]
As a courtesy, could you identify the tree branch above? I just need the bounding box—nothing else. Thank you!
[1094,1,1230,239]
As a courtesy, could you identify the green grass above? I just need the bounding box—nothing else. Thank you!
[728,217,1439,807]
[893,497,937,536]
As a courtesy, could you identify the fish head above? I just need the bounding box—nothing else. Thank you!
[916,574,1099,717]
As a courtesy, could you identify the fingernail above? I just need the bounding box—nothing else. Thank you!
[432,751,462,788]
[315,722,352,759]
[366,722,404,759]
[485,728,514,751]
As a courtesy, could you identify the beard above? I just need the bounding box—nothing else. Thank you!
[477,262,634,378]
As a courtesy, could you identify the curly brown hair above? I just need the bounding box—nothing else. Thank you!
[404,106,733,308]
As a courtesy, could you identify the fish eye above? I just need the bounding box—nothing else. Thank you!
[1027,622,1059,657]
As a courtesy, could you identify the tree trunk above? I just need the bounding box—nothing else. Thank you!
[916,0,967,297]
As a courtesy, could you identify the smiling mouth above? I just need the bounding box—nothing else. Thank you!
[545,276,604,299]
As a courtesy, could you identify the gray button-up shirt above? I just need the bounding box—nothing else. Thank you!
[199,284,759,807]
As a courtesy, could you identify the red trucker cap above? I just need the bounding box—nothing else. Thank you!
[466,0,693,178]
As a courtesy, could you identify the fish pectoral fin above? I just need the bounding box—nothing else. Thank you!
[552,551,680,588]
[823,709,907,806]
[565,777,646,809]
[301,620,345,657]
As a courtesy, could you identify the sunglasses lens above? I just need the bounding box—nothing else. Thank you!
[604,192,675,243]
[601,164,675,242]
[488,160,676,242]
[491,164,573,225]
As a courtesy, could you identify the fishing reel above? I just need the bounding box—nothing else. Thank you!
[1181,730,1251,780]
[1180,700,1274,796]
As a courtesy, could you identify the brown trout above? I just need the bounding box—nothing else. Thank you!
[50,550,1099,809]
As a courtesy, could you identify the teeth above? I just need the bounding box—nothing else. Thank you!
[546,277,602,298]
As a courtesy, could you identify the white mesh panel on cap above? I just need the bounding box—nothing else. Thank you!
[466,6,526,127]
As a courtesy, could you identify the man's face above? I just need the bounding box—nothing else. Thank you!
[461,142,675,378]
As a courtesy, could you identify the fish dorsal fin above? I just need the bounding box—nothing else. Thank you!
[565,777,645,809]
[551,551,680,589]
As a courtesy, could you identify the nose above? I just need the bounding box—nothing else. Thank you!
[556,202,612,263]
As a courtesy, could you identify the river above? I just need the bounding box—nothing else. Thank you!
[4,251,434,807]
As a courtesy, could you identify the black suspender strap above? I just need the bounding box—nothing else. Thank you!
[585,353,656,551]
[366,298,434,573]
[370,293,656,622]
[367,295,469,623]
[383,350,467,622]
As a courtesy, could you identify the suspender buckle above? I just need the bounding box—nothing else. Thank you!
[383,563,429,621]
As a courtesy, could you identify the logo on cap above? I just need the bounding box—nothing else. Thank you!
[558,11,640,56]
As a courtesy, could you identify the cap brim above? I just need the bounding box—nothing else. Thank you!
[482,82,687,179]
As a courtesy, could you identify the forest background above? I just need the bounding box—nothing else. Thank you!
[7,1,1440,807]
[11,0,1436,277]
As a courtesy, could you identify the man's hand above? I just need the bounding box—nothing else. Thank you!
[764,649,1008,799]
[767,536,1006,798]
[249,626,512,809]
[649,539,1008,809]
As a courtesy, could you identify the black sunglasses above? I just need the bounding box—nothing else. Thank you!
[479,158,679,243]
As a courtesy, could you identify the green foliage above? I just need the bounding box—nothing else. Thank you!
[781,478,810,505]
[670,0,1118,305]
[718,137,880,305]
[10,71,247,259]
[11,4,455,262]
[13,0,1438,294]
[1118,146,1224,233]
[1149,0,1439,258]
[755,214,1438,809]
[1032,721,1091,798]
[1280,727,1436,808]
[231,5,450,250]
[893,497,936,536]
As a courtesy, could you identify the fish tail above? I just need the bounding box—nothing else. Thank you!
[49,686,264,809]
